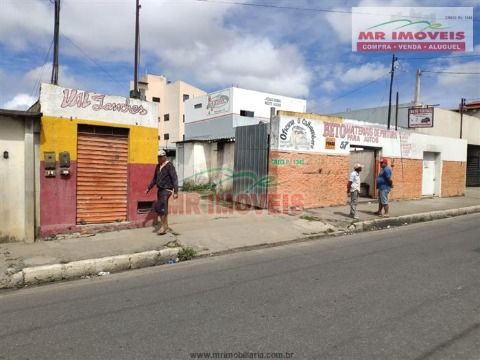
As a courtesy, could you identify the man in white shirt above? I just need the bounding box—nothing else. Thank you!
[347,163,363,219]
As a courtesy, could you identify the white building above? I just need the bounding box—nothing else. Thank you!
[130,74,206,152]
[184,87,307,140]
[178,87,307,191]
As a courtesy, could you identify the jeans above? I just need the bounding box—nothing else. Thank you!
[350,191,359,217]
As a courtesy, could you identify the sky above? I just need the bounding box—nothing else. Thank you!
[0,0,479,114]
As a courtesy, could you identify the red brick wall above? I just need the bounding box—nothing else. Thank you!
[441,161,466,197]
[268,151,349,210]
[388,158,422,200]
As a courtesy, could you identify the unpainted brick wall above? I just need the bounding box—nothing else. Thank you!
[388,158,422,200]
[441,161,466,197]
[268,151,349,210]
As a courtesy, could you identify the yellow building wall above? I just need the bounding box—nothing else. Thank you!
[40,116,157,164]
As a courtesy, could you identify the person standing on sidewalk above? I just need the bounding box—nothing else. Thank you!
[145,150,179,235]
[347,163,363,219]
[375,158,393,217]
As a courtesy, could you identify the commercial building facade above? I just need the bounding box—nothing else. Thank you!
[266,111,467,210]
[334,104,480,187]
[38,83,159,237]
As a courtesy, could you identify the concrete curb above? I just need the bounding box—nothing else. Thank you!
[347,205,480,233]
[1,247,181,289]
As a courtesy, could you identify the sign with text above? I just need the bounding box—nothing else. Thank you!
[352,7,473,52]
[408,107,434,128]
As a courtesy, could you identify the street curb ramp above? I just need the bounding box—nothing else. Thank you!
[2,248,181,289]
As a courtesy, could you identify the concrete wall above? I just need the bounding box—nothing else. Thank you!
[0,117,26,242]
[179,141,235,193]
[0,113,38,243]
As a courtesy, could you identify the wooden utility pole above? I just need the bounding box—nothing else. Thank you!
[387,54,397,130]
[132,0,141,98]
[50,0,60,85]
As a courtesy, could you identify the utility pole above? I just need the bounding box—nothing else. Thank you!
[132,0,141,99]
[460,98,466,139]
[395,91,399,131]
[387,54,398,130]
[414,69,421,106]
[50,0,60,85]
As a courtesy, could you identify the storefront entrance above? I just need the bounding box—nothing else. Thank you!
[76,125,129,224]
[349,146,378,198]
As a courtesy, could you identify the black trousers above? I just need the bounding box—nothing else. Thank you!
[154,189,172,216]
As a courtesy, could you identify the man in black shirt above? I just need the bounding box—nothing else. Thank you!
[145,150,179,235]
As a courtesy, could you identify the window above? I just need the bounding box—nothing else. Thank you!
[183,94,190,102]
[240,110,254,117]
[158,117,161,122]
[164,133,170,140]
[194,103,202,109]
[164,114,170,121]
[152,97,160,103]
[158,135,161,140]
[183,114,185,123]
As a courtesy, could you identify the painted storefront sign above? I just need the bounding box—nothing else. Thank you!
[352,7,473,52]
[264,97,282,107]
[279,118,316,150]
[408,107,434,128]
[207,91,230,115]
[40,83,158,128]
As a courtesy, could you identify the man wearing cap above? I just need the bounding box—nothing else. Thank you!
[375,158,393,217]
[347,163,363,219]
[145,150,179,235]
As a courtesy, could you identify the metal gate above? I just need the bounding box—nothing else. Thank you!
[233,123,269,208]
[76,125,129,224]
[467,145,480,187]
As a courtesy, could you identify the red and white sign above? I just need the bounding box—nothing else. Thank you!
[352,7,473,52]
[408,107,434,128]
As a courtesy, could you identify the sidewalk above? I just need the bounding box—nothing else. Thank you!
[1,189,479,289]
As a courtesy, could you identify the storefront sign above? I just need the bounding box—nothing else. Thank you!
[279,118,316,151]
[207,92,230,115]
[352,7,473,52]
[265,97,282,107]
[39,83,158,128]
[323,121,398,144]
[408,107,434,128]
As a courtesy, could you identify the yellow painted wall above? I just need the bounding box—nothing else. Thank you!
[40,116,157,164]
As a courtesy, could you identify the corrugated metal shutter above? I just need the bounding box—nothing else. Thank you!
[76,126,129,224]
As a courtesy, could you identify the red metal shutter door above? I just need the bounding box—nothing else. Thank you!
[76,131,128,224]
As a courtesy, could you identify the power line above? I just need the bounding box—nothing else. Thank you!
[398,54,480,61]
[30,39,54,99]
[191,0,480,23]
[62,35,123,83]
[421,70,480,75]
[335,73,389,101]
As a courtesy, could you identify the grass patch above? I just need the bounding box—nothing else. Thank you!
[300,215,322,222]
[177,246,197,261]
[182,181,216,193]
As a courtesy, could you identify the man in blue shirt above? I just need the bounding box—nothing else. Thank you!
[375,158,392,217]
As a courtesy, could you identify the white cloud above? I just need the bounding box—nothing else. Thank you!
[320,80,337,92]
[0,0,312,98]
[325,9,352,44]
[341,62,389,84]
[3,94,37,110]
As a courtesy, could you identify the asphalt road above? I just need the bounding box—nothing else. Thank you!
[1,214,479,360]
